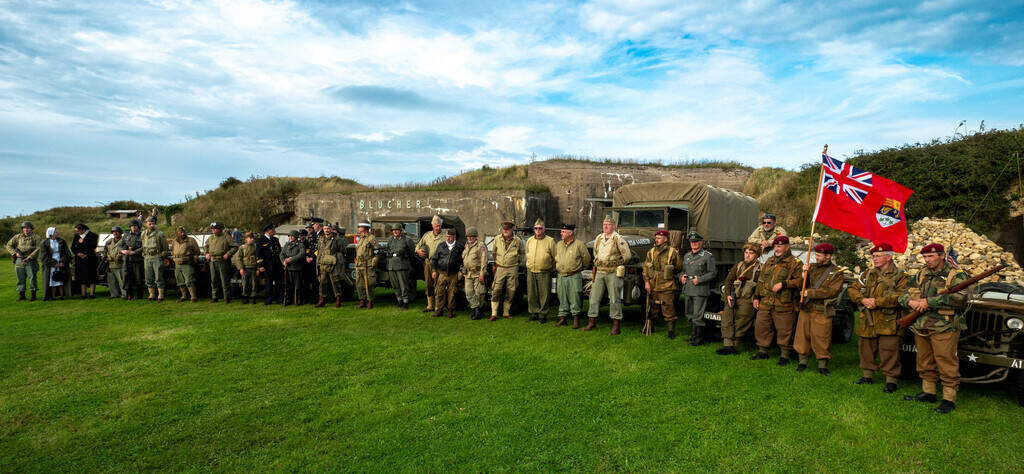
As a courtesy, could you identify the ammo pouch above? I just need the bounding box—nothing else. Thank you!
[820,297,838,318]
[319,254,337,266]
[662,264,674,281]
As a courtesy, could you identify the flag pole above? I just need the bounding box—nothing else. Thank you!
[801,144,828,304]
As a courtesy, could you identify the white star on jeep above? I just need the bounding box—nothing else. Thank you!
[967,353,978,362]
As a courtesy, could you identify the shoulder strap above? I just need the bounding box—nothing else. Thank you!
[813,263,836,289]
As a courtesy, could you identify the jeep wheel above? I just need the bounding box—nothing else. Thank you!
[831,308,854,344]
[1015,370,1024,407]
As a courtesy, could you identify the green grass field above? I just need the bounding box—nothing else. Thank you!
[2,271,1023,472]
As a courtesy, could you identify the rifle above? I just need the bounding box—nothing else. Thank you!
[897,261,1008,329]
[642,286,654,336]
[282,260,288,306]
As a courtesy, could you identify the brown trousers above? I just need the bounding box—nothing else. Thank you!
[794,309,832,360]
[423,261,436,298]
[915,331,960,399]
[490,266,517,315]
[721,299,755,347]
[433,272,459,312]
[858,335,901,383]
[755,306,795,355]
[649,290,677,322]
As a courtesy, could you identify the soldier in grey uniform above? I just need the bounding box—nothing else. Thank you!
[118,219,145,300]
[385,224,417,309]
[681,231,716,346]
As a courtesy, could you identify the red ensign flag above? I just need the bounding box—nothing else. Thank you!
[812,153,914,252]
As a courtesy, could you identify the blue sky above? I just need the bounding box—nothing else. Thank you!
[1,0,1022,216]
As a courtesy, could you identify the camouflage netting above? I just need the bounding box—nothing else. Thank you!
[613,182,759,242]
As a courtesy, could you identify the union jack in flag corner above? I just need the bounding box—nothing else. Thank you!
[813,152,914,252]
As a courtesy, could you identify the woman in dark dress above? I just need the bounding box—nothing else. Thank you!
[41,227,72,300]
[72,223,99,298]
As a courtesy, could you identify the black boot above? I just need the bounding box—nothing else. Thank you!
[17,291,26,301]
[883,383,898,393]
[539,315,547,324]
[854,377,874,385]
[934,400,955,414]
[528,313,539,322]
[904,392,938,403]
[30,290,37,301]
[689,325,705,346]
[667,321,676,340]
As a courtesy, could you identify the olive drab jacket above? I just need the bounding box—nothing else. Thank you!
[643,243,684,292]
[232,242,258,269]
[723,260,761,303]
[848,263,908,337]
[141,228,169,258]
[747,225,788,246]
[119,231,143,263]
[316,234,346,276]
[416,230,446,260]
[525,234,556,273]
[492,235,524,268]
[170,236,200,265]
[681,249,716,296]
[754,251,803,310]
[205,233,238,260]
[6,233,43,262]
[385,234,417,271]
[554,239,590,277]
[355,234,379,269]
[461,240,487,280]
[799,261,845,315]
[898,262,969,336]
[104,237,125,269]
[592,232,631,273]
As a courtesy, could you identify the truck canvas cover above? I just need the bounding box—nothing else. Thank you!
[613,182,759,242]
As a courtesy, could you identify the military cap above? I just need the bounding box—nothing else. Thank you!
[813,242,835,254]
[261,223,275,232]
[357,222,371,228]
[20,221,33,229]
[763,213,777,221]
[288,230,300,237]
[431,215,442,225]
[111,226,123,233]
[772,235,790,246]
[920,243,945,254]
[446,228,457,236]
[500,221,514,230]
[310,217,324,224]
[742,242,760,253]
[210,222,224,230]
[146,216,157,223]
[561,224,576,231]
[870,243,893,254]
[654,230,669,237]
[533,218,544,228]
[176,226,186,232]
[603,216,615,224]
[687,231,703,241]
[299,229,308,236]
[129,219,141,228]
[305,222,314,228]
[336,227,346,235]
[466,226,478,237]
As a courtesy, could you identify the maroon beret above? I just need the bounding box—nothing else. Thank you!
[920,243,945,254]
[772,236,789,245]
[654,230,669,237]
[869,243,893,253]
[813,242,834,254]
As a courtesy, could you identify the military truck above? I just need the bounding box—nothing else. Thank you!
[584,181,759,308]
[900,282,1024,406]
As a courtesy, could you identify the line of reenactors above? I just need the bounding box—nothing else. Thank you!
[7,212,969,413]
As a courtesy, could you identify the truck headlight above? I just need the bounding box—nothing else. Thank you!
[1007,318,1024,331]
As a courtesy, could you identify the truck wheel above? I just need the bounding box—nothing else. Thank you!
[1015,370,1024,407]
[899,335,918,380]
[831,308,854,344]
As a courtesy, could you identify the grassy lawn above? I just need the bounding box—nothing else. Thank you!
[1,271,1022,472]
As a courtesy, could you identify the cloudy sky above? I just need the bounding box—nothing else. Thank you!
[1,0,1022,216]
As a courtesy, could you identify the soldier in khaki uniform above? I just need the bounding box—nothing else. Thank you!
[354,222,379,309]
[6,221,43,301]
[747,213,788,255]
[525,218,556,323]
[141,216,169,301]
[314,224,346,308]
[205,222,238,303]
[899,243,969,414]
[554,224,590,328]
[586,217,632,335]
[386,224,417,310]
[170,226,201,303]
[717,243,761,355]
[232,232,259,304]
[416,215,446,313]
[118,219,145,300]
[643,230,684,339]
[431,228,464,318]
[281,230,306,305]
[751,235,803,364]
[104,226,125,299]
[848,243,907,393]
[794,242,845,375]
[681,231,716,345]
[462,227,487,320]
[489,221,524,320]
